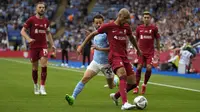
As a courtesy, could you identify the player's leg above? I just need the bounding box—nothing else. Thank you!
[101,64,115,89]
[40,56,48,95]
[115,67,127,104]
[112,62,137,101]
[65,69,97,105]
[109,57,135,110]
[32,61,39,95]
[39,48,48,95]
[104,75,119,88]
[113,67,135,109]
[109,57,127,104]
[30,49,40,95]
[142,55,153,94]
[65,50,68,66]
[65,61,100,105]
[115,67,136,110]
[133,55,144,94]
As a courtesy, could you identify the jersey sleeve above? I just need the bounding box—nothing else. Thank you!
[97,23,109,34]
[154,26,160,39]
[23,17,32,29]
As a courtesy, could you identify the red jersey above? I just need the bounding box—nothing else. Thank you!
[136,24,160,55]
[97,22,132,57]
[23,16,50,49]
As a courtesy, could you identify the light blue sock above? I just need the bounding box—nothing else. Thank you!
[72,81,85,99]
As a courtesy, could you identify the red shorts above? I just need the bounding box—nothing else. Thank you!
[29,48,48,62]
[138,54,153,65]
[109,56,134,76]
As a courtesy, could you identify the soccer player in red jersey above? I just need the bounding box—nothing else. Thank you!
[77,8,141,110]
[20,2,55,95]
[133,11,160,94]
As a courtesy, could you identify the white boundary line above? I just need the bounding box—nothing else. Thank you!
[1,58,200,93]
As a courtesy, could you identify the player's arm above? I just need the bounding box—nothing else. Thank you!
[21,18,35,43]
[92,46,110,51]
[46,29,56,52]
[129,35,141,56]
[135,27,139,42]
[46,29,55,48]
[77,31,99,54]
[20,27,34,43]
[97,47,109,51]
[156,38,160,52]
[155,27,160,53]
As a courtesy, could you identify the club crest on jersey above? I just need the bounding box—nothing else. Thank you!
[124,29,127,34]
[112,30,117,33]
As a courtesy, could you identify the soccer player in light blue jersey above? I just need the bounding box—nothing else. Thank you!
[65,14,116,105]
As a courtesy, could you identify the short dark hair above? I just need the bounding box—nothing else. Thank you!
[143,11,151,16]
[36,2,46,8]
[93,14,104,22]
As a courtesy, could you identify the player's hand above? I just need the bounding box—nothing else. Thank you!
[77,45,83,55]
[91,45,98,50]
[28,38,35,44]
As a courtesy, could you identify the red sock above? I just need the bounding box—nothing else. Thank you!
[136,69,142,86]
[41,67,47,85]
[32,70,38,84]
[118,76,127,104]
[115,84,137,99]
[144,70,152,84]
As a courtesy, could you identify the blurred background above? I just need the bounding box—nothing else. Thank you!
[0,0,200,74]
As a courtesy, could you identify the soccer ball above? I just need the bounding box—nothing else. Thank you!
[133,96,148,110]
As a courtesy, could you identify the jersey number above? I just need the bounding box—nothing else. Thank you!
[105,67,112,76]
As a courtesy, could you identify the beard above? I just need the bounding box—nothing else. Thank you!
[38,11,44,16]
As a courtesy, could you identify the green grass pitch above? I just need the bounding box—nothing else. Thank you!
[0,58,200,112]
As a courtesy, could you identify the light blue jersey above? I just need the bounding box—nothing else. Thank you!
[93,33,109,64]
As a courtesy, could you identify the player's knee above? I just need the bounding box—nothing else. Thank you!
[41,60,47,67]
[40,57,48,67]
[146,65,152,71]
[137,64,143,70]
[32,65,38,70]
[81,76,91,84]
